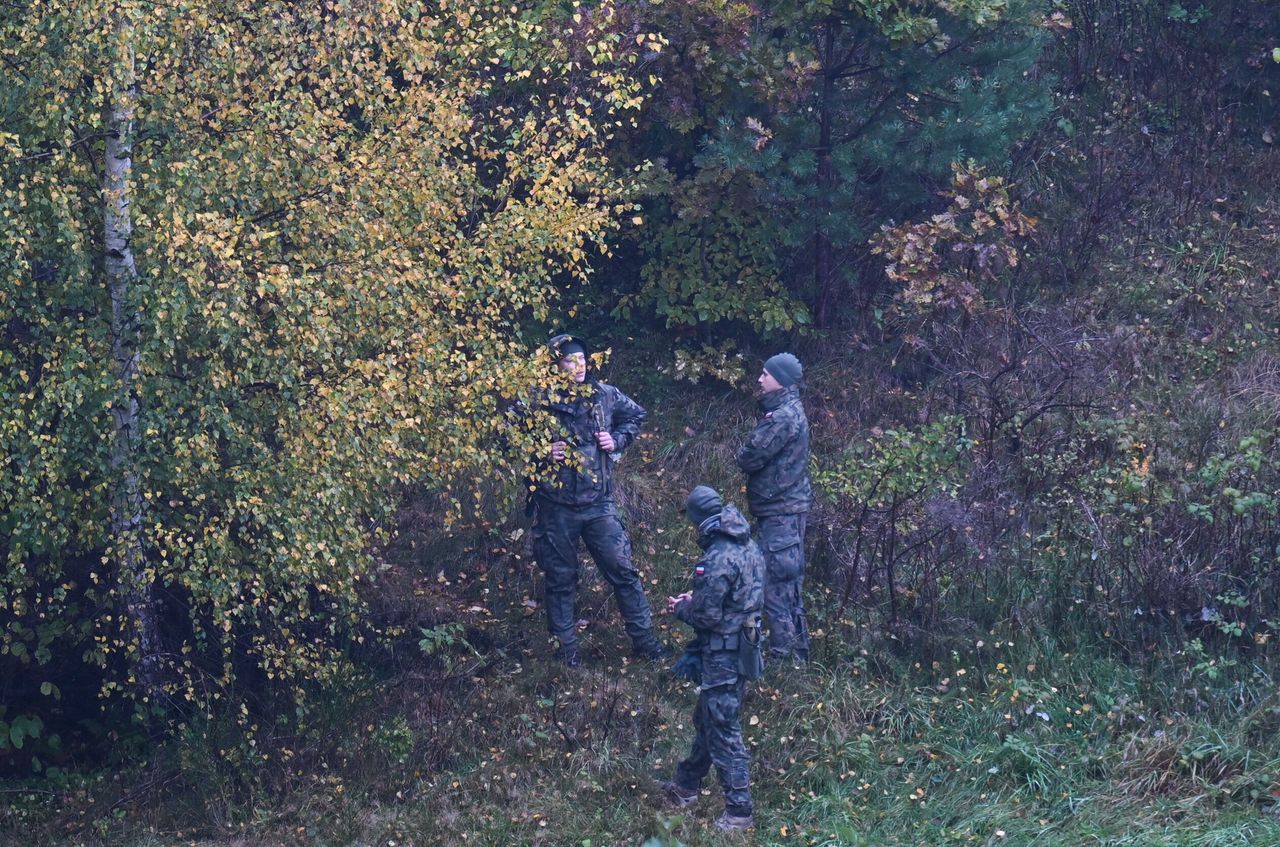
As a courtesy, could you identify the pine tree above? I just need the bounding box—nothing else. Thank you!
[601,0,1052,338]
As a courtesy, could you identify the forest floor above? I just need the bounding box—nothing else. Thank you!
[6,572,1279,847]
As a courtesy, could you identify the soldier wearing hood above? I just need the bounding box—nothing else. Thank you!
[526,333,666,667]
[661,485,765,832]
[736,352,812,662]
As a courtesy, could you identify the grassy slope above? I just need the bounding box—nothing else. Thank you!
[327,373,1280,847]
[9,376,1276,847]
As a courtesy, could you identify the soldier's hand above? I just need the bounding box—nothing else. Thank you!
[666,591,692,614]
[594,431,616,452]
[550,441,568,461]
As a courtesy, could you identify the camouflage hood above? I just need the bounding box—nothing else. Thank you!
[700,503,752,546]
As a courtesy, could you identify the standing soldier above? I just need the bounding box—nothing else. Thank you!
[527,333,667,667]
[736,353,811,663]
[662,485,764,832]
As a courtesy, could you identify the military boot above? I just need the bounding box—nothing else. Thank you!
[632,638,671,662]
[659,780,699,809]
[554,644,581,668]
[714,808,754,831]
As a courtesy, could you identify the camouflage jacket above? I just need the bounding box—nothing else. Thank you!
[675,504,765,639]
[736,385,811,516]
[530,381,645,507]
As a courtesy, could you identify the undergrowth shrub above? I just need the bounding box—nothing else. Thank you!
[813,206,1280,668]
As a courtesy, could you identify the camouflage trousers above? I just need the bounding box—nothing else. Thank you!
[674,674,752,816]
[531,499,657,651]
[759,512,810,660]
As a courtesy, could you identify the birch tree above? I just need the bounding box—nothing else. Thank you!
[102,1,162,712]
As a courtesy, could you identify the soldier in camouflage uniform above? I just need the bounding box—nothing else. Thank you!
[527,334,666,667]
[662,485,765,832]
[736,352,811,662]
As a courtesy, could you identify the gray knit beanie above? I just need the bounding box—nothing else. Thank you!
[764,352,803,387]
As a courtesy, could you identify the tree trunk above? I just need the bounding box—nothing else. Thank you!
[813,16,838,328]
[105,4,161,713]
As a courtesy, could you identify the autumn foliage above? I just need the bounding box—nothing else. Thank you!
[0,0,640,726]
[873,163,1037,317]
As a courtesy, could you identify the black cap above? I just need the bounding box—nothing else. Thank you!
[548,333,590,361]
[686,485,723,528]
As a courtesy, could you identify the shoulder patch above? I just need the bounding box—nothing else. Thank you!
[694,565,706,576]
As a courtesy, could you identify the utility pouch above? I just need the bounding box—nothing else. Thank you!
[738,615,764,681]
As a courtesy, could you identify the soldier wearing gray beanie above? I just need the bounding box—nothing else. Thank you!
[736,353,812,662]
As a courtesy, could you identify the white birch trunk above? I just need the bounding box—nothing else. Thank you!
[104,5,161,710]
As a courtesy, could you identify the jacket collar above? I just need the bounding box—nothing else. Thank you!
[695,515,721,548]
[760,384,799,413]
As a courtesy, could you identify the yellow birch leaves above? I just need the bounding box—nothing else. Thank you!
[1,0,642,716]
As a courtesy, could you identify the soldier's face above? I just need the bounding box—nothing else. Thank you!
[758,368,783,393]
[559,352,587,383]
